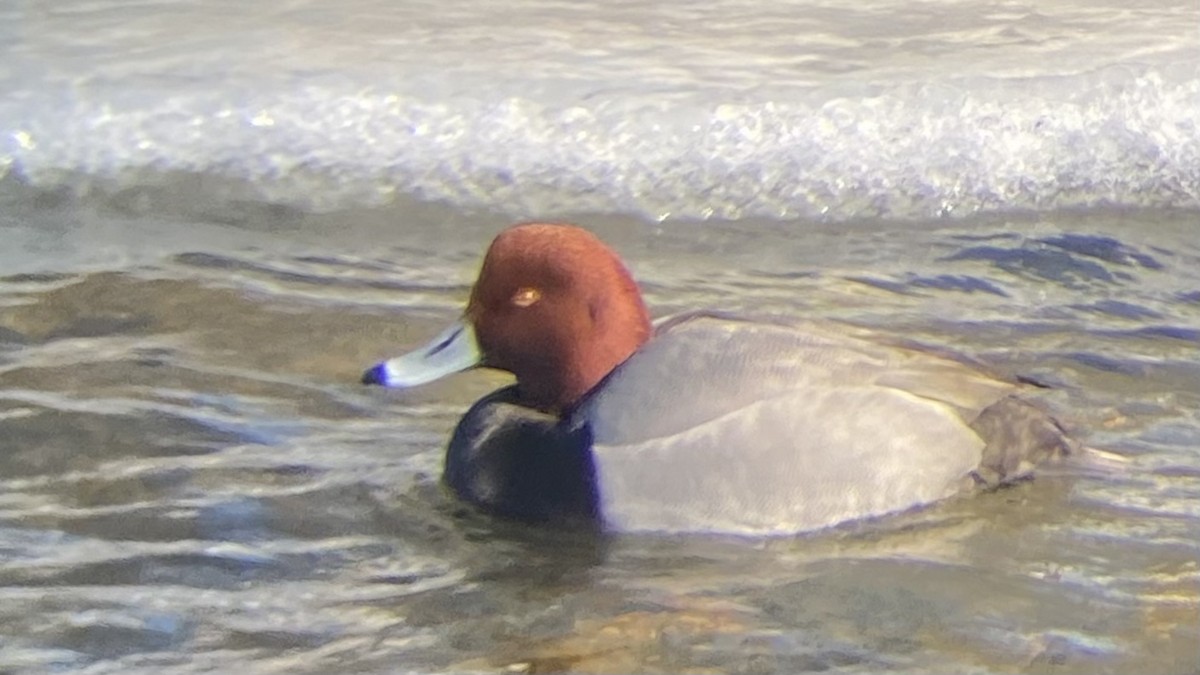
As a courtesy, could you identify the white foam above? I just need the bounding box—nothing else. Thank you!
[2,0,1197,221]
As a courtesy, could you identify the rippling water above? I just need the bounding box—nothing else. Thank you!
[1,196,1197,673]
[1,0,1199,672]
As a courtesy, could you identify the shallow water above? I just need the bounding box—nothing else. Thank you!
[1,188,1198,673]
[2,0,1199,671]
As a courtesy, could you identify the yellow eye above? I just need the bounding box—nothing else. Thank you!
[511,287,541,307]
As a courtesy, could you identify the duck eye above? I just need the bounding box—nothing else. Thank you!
[511,287,541,308]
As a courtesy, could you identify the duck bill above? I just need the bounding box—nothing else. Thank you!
[361,319,482,388]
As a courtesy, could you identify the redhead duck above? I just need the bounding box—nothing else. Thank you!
[362,223,1077,535]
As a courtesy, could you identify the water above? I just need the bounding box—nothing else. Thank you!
[3,0,1197,220]
[1,0,1198,673]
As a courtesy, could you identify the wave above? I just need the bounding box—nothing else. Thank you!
[3,62,1197,222]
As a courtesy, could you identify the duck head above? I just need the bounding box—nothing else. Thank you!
[362,223,653,414]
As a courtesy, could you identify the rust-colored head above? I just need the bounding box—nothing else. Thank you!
[466,223,652,413]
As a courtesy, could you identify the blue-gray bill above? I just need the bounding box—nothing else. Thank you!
[362,320,482,387]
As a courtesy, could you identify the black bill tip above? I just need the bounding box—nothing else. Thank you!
[361,363,388,386]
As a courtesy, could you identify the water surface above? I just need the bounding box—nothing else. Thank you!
[1,0,1198,672]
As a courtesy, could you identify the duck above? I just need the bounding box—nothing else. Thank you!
[362,222,1078,536]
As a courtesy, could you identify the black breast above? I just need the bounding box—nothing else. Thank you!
[443,386,601,525]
